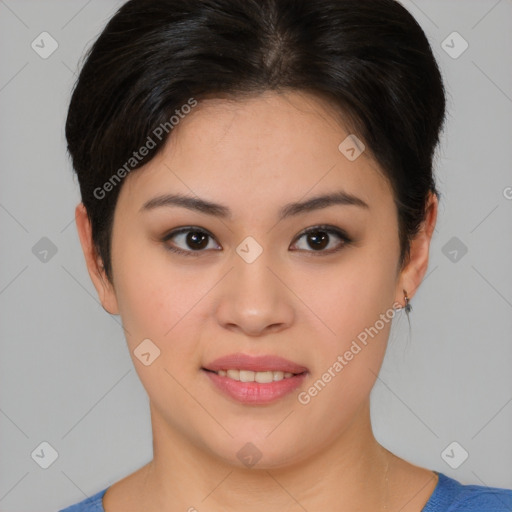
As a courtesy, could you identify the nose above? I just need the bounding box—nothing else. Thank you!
[214,250,295,337]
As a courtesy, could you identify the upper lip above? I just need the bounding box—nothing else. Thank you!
[203,353,308,374]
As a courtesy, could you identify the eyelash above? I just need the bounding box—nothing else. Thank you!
[161,224,352,258]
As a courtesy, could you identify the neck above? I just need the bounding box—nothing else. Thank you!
[138,400,394,512]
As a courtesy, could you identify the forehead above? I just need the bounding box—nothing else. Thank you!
[118,90,393,215]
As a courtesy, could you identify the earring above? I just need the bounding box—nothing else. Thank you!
[403,289,412,313]
[394,289,412,312]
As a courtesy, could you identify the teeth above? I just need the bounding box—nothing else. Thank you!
[215,369,296,382]
[226,369,238,380]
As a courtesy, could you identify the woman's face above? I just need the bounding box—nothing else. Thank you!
[79,90,433,468]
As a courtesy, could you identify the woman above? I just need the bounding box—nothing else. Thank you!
[60,0,512,510]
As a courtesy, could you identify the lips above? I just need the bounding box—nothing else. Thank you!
[202,353,308,404]
[202,353,308,374]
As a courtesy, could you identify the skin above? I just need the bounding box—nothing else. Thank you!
[76,90,439,512]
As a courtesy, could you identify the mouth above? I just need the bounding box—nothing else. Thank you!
[202,368,305,383]
[201,353,308,404]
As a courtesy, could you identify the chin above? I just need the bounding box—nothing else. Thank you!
[205,431,308,471]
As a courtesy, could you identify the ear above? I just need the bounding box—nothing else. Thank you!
[75,203,119,315]
[395,191,438,306]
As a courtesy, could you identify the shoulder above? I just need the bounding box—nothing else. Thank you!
[58,488,108,512]
[423,471,512,511]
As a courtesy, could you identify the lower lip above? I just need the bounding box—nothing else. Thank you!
[203,369,307,405]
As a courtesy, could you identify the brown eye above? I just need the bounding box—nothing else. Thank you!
[185,231,209,250]
[291,225,351,254]
[305,231,329,250]
[162,227,221,256]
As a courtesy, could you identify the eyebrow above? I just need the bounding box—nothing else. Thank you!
[140,190,369,220]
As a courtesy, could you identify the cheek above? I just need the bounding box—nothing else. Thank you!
[295,247,398,403]
[112,238,197,350]
[294,262,395,430]
[303,253,396,339]
[112,244,206,406]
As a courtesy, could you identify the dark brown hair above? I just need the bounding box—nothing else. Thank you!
[66,0,446,284]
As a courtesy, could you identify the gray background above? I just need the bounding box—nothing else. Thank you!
[0,1,511,510]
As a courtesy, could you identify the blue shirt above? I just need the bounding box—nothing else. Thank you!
[59,470,512,511]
